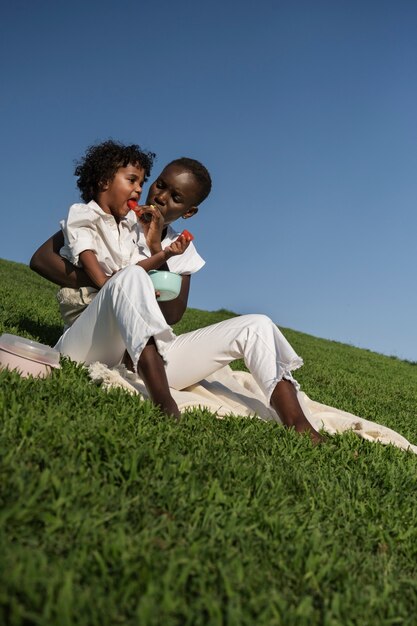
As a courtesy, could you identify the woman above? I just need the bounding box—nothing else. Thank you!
[31,150,323,443]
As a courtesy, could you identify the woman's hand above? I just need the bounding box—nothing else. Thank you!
[136,204,165,254]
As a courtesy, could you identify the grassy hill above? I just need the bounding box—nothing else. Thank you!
[1,257,417,625]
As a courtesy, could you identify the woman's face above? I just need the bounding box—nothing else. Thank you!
[146,164,200,225]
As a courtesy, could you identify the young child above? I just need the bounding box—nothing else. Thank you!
[57,140,197,327]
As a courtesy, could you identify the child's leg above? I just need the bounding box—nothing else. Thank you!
[55,265,175,368]
[55,265,179,419]
[137,338,180,419]
[164,314,322,440]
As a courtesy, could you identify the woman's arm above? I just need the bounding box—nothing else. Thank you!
[158,274,191,325]
[30,231,92,288]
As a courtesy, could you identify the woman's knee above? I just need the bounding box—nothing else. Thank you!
[242,313,275,332]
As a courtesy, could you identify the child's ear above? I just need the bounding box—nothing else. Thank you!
[99,179,109,191]
[182,206,198,219]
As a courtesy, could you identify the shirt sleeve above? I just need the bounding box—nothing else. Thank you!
[166,241,206,274]
[59,204,99,267]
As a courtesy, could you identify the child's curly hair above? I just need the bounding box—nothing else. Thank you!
[75,140,156,202]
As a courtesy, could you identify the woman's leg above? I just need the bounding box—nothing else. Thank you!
[164,314,322,440]
[270,379,323,443]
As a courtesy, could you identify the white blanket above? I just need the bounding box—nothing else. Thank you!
[88,362,417,454]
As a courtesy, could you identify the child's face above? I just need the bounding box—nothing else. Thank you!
[99,164,145,222]
[146,164,200,225]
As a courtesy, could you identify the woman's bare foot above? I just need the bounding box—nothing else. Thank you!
[291,421,325,445]
[270,379,324,444]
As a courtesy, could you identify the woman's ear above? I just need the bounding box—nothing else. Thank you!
[182,206,199,219]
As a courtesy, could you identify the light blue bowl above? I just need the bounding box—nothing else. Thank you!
[148,270,182,301]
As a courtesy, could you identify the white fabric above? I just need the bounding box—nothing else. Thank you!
[57,209,205,328]
[55,266,176,367]
[164,313,302,403]
[56,286,99,329]
[60,200,142,274]
[88,362,417,455]
[136,224,205,274]
[54,266,303,401]
[54,261,417,455]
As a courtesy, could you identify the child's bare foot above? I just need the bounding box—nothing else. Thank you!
[137,338,181,421]
[156,397,181,421]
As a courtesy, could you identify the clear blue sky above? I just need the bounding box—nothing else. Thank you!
[1,0,416,361]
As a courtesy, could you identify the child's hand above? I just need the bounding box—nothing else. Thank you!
[166,231,193,256]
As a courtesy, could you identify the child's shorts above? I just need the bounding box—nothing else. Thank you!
[56,286,98,328]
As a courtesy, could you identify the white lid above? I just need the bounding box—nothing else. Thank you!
[0,334,61,368]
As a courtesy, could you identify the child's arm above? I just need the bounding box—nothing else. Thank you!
[30,229,190,291]
[130,202,193,267]
[135,231,193,273]
[79,250,110,289]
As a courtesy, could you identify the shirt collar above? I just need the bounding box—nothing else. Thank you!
[86,199,132,224]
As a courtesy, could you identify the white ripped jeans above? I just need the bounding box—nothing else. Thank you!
[55,266,303,404]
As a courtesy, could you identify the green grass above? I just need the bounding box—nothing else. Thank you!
[1,257,417,626]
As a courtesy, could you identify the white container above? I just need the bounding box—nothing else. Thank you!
[0,333,61,378]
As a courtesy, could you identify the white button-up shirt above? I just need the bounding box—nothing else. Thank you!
[60,200,143,276]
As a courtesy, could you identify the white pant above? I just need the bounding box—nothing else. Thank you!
[55,266,303,403]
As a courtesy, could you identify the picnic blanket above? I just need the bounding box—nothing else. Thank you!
[88,362,417,454]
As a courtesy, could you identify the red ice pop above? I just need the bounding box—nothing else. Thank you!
[127,199,141,214]
[128,200,152,222]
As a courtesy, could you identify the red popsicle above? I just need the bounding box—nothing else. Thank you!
[128,200,152,222]
[127,199,142,215]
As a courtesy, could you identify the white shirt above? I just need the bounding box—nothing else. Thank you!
[60,200,141,276]
[60,201,205,276]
